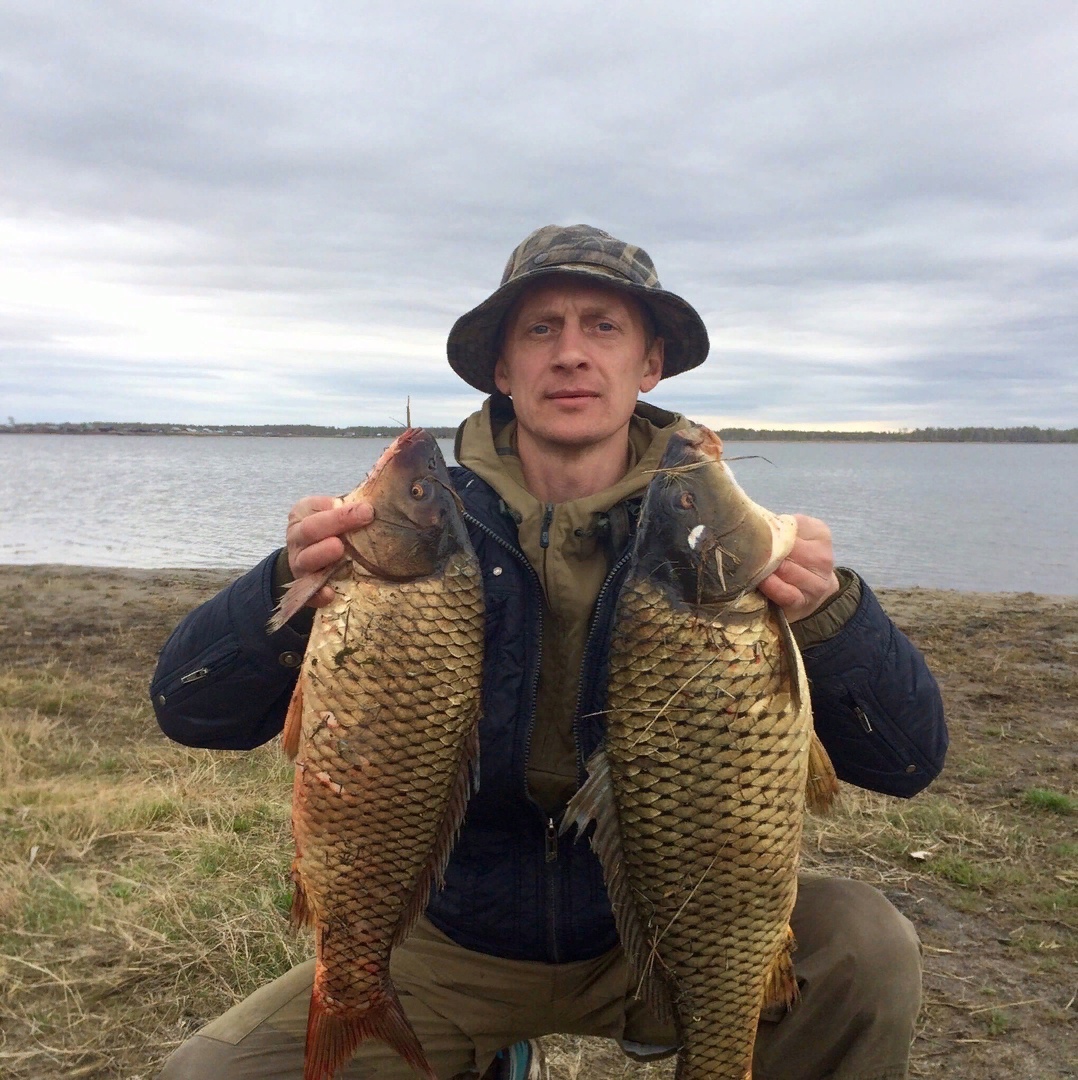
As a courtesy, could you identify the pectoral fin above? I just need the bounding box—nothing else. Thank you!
[773,605,838,813]
[806,731,839,813]
[267,559,346,634]
[282,677,305,760]
[761,924,800,1012]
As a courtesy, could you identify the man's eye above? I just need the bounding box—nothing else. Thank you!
[596,321,615,332]
[530,324,550,335]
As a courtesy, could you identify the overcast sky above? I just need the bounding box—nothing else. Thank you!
[2,1,1076,431]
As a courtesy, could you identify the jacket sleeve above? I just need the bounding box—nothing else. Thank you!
[802,576,948,798]
[149,551,309,750]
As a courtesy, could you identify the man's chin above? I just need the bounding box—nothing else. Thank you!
[529,422,625,452]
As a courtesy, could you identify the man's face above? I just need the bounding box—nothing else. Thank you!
[493,278,664,456]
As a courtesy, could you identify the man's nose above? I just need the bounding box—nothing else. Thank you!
[551,321,588,367]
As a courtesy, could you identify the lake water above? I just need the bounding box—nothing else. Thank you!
[3,435,1076,594]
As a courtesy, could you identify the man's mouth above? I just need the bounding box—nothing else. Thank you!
[547,389,600,400]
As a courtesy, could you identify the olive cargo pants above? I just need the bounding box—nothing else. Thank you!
[157,877,921,1080]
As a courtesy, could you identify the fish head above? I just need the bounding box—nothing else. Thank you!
[633,424,798,605]
[341,429,472,581]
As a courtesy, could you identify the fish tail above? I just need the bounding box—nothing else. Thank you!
[761,924,800,1012]
[806,731,839,813]
[304,984,436,1080]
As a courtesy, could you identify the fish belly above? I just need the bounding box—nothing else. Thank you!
[606,579,810,1080]
[289,551,484,1078]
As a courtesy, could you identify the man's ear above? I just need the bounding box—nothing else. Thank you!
[640,338,664,392]
[493,356,511,396]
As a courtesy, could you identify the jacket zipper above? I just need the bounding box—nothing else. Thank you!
[463,509,560,956]
[572,548,633,779]
[545,815,561,960]
[461,510,546,785]
[545,817,559,862]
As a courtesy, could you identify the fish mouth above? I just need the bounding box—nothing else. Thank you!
[638,426,798,602]
[679,425,725,458]
[362,427,427,488]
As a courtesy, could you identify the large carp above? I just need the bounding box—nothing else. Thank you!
[564,423,836,1080]
[270,429,484,1080]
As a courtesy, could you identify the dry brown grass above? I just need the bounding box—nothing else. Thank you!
[0,567,1074,1078]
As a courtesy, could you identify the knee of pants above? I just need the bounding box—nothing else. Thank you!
[156,1037,211,1080]
[796,877,922,1030]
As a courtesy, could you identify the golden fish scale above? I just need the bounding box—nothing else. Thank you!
[292,551,484,1014]
[606,578,810,1079]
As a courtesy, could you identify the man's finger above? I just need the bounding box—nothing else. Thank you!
[286,495,336,526]
[291,535,346,577]
[758,572,803,609]
[288,500,373,549]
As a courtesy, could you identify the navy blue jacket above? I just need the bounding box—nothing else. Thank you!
[151,468,947,963]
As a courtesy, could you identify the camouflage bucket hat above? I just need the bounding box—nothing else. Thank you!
[447,224,710,393]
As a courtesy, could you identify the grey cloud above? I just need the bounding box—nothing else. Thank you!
[1,1,1076,426]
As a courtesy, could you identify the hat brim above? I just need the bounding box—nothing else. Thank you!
[447,265,710,394]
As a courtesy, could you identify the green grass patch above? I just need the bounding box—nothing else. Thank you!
[929,854,983,889]
[1034,887,1078,913]
[195,837,238,876]
[17,874,91,933]
[129,796,185,827]
[0,668,115,716]
[105,880,137,900]
[1023,787,1076,814]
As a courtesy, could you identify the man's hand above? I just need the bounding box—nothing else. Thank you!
[758,514,841,623]
[285,496,375,609]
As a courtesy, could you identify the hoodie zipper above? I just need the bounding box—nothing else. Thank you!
[539,503,554,549]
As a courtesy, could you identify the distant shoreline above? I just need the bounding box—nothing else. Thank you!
[4,422,1076,443]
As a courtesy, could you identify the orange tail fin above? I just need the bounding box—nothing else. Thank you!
[304,982,436,1080]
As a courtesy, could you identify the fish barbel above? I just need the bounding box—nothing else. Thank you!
[272,429,484,1080]
[564,423,836,1079]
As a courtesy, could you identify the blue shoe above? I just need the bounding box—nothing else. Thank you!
[482,1039,545,1080]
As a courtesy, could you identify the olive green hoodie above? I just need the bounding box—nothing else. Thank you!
[455,396,861,814]
[456,398,692,812]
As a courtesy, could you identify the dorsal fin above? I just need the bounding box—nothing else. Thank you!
[562,748,675,1024]
[774,605,838,813]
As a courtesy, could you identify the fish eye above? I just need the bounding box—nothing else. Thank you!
[675,491,695,511]
[410,481,427,499]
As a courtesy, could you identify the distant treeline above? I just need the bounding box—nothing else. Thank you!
[719,426,1078,443]
[2,421,460,440]
[4,421,1077,443]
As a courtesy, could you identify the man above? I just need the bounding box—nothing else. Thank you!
[152,224,947,1080]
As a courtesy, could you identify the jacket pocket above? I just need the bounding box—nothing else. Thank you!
[151,634,241,710]
[817,685,936,796]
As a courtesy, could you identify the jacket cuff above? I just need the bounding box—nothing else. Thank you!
[791,567,862,651]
